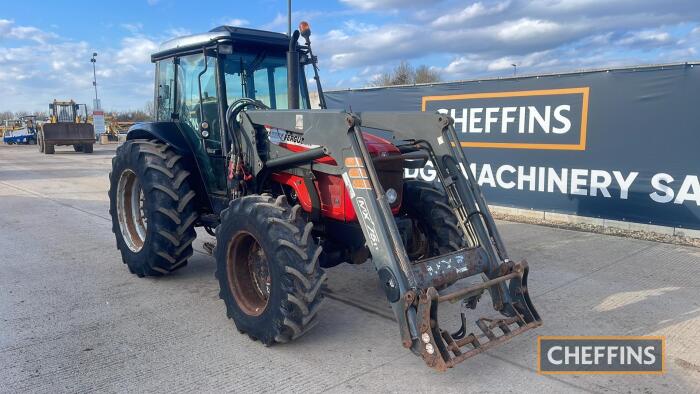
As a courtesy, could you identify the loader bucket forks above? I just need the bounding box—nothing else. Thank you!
[242,109,542,371]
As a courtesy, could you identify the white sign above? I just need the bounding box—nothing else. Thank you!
[93,110,105,135]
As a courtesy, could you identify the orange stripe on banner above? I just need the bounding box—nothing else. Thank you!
[422,87,590,151]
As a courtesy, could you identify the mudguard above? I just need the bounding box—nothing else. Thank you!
[127,122,191,153]
[126,122,213,213]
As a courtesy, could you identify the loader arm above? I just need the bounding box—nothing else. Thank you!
[242,109,542,371]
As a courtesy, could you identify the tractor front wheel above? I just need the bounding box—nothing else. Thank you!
[401,180,465,260]
[108,139,198,276]
[215,194,326,345]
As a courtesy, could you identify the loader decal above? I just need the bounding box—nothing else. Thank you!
[355,196,380,249]
[266,127,319,149]
[344,156,372,190]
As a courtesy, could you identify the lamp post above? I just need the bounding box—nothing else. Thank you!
[511,63,517,77]
[90,52,99,109]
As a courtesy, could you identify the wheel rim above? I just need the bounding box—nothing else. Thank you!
[227,231,271,316]
[116,169,148,253]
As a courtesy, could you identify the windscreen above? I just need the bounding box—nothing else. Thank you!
[221,48,307,109]
[55,104,75,123]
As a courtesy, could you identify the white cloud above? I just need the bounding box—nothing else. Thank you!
[313,0,700,87]
[115,37,158,66]
[261,11,323,32]
[2,1,700,110]
[432,1,511,27]
[339,0,441,11]
[0,19,57,44]
[121,23,143,34]
[0,25,159,112]
[165,27,192,38]
[495,18,563,41]
[343,20,378,33]
[222,18,249,27]
[617,29,672,47]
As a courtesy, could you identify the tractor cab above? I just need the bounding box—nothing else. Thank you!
[148,26,316,207]
[49,100,89,124]
[19,115,37,133]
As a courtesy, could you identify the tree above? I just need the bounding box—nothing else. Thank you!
[144,101,155,119]
[414,65,441,84]
[0,111,14,122]
[370,61,441,87]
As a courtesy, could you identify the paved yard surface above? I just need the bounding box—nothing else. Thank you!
[1,144,699,393]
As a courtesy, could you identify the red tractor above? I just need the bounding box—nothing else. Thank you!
[108,22,541,370]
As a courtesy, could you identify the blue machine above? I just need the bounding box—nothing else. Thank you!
[2,116,37,145]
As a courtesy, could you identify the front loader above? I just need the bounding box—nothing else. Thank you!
[39,100,95,154]
[108,22,541,371]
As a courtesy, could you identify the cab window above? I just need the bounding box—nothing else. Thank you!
[176,53,220,141]
[155,59,175,121]
[221,50,292,109]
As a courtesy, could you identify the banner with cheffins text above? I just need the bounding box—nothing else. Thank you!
[326,63,700,230]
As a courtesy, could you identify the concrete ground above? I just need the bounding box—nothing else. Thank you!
[1,143,699,393]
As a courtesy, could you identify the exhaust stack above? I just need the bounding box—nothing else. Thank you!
[287,30,300,109]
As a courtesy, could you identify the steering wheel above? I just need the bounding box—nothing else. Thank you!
[226,98,269,124]
[225,98,269,153]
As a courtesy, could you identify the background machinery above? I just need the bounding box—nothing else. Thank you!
[39,100,95,154]
[108,23,541,370]
[2,116,37,145]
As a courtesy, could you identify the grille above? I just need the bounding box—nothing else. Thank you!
[373,154,404,208]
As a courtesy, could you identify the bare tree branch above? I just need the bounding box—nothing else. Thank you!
[370,61,441,86]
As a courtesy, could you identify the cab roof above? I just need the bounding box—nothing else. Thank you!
[151,26,290,61]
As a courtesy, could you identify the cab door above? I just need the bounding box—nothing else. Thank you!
[175,52,227,195]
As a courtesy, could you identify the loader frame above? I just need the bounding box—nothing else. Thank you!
[240,109,542,370]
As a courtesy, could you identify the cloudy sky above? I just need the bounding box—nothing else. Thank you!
[1,0,698,112]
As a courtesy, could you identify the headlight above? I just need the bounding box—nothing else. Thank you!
[386,188,398,204]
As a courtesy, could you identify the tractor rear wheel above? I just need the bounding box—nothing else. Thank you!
[108,139,197,276]
[215,194,326,345]
[83,143,93,153]
[73,144,83,152]
[402,180,465,260]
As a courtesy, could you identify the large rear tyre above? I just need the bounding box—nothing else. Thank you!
[73,144,83,152]
[83,143,93,153]
[215,194,326,345]
[109,139,197,276]
[401,180,465,260]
